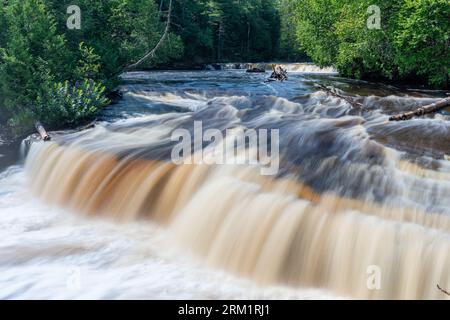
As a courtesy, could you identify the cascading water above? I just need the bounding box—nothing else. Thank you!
[204,62,338,74]
[1,66,449,299]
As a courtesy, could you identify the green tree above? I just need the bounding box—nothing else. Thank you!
[394,0,450,88]
[171,0,215,63]
[169,0,281,63]
[290,0,340,67]
[0,0,68,131]
[46,0,183,88]
[288,0,449,88]
[278,0,308,61]
[334,0,400,80]
[0,0,184,135]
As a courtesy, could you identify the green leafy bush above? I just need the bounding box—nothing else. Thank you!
[36,80,109,128]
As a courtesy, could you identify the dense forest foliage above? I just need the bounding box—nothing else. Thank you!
[0,0,283,135]
[171,0,281,63]
[0,0,183,134]
[0,0,448,136]
[285,0,449,88]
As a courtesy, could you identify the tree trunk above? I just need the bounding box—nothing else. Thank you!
[389,97,450,121]
[217,21,224,61]
[247,21,251,57]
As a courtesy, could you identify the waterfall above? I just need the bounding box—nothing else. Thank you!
[19,68,450,299]
[25,133,450,299]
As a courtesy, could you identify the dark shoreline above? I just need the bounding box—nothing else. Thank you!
[0,136,22,172]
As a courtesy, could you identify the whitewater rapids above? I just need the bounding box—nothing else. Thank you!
[1,65,450,299]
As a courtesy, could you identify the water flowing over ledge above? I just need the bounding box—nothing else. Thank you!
[6,67,450,299]
[202,63,338,74]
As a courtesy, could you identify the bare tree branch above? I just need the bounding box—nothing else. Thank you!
[437,284,450,297]
[314,84,363,109]
[126,0,173,71]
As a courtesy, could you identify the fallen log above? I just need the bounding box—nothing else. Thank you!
[267,64,288,82]
[314,84,363,109]
[34,121,51,141]
[389,97,450,121]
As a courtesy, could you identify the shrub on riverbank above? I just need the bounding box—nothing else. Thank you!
[36,80,109,128]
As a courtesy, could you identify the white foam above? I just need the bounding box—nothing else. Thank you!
[0,167,340,299]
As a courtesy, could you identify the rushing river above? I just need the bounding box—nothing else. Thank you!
[1,63,450,299]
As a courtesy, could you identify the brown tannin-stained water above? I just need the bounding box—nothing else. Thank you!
[2,64,450,299]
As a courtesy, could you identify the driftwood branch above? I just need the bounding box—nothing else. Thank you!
[34,121,51,141]
[437,284,450,297]
[267,65,288,82]
[389,97,450,121]
[315,84,363,109]
[126,0,173,70]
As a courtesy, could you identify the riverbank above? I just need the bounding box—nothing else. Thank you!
[0,133,22,172]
